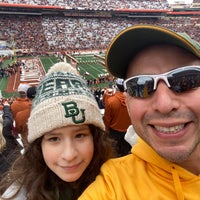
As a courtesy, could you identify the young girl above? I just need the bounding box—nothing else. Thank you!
[0,62,114,200]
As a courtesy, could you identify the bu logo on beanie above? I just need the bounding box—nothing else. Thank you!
[62,101,85,124]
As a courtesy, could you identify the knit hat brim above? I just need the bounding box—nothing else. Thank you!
[28,95,104,143]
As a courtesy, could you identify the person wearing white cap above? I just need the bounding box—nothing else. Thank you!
[78,25,200,199]
[15,86,37,146]
[10,83,31,139]
[0,62,114,200]
[10,83,30,120]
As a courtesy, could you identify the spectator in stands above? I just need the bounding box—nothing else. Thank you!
[15,86,37,146]
[0,11,199,56]
[11,83,30,120]
[0,62,114,200]
[78,25,200,199]
[102,87,115,106]
[0,101,21,181]
[104,78,132,156]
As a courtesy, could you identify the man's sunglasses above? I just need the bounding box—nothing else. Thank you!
[123,66,200,98]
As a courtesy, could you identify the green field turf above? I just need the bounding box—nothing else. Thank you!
[40,54,108,81]
[40,55,61,73]
[0,53,110,98]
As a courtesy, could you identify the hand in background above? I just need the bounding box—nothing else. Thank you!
[3,101,10,107]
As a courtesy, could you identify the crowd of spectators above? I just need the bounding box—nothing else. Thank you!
[0,0,170,10]
[0,61,20,79]
[0,15,199,55]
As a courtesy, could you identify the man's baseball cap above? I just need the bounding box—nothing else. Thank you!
[106,24,200,79]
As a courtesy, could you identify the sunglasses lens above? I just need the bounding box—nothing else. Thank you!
[126,77,154,98]
[125,67,200,98]
[169,69,200,93]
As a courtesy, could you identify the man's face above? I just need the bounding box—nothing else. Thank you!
[125,44,200,164]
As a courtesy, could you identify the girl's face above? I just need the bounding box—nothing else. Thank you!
[41,125,94,182]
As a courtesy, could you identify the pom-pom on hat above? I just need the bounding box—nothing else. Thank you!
[28,62,105,143]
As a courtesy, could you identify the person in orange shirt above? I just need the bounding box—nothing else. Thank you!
[103,78,131,156]
[15,86,36,146]
[11,83,30,119]
[102,87,115,106]
[11,83,30,138]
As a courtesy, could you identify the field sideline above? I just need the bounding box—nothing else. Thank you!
[0,53,109,98]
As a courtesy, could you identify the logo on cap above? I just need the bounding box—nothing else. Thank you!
[62,101,85,124]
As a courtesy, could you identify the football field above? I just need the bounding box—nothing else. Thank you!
[73,54,108,80]
[0,53,109,98]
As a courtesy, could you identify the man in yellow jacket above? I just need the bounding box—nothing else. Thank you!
[78,25,200,199]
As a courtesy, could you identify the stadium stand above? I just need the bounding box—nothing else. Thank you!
[0,1,198,60]
[0,15,199,55]
[0,0,169,9]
